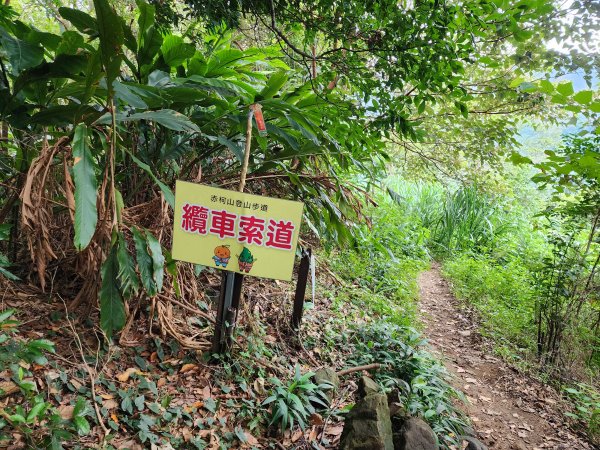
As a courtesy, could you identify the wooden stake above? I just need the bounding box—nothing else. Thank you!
[212,105,255,354]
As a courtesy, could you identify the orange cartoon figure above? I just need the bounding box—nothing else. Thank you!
[213,245,231,268]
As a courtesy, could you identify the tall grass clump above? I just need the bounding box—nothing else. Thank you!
[387,179,509,257]
[431,187,509,256]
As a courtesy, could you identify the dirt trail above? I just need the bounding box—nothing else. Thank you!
[418,265,594,450]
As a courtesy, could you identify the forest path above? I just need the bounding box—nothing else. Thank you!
[417,264,592,450]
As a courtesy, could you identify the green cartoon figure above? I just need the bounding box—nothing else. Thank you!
[237,247,256,273]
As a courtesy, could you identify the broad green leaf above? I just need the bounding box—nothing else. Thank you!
[137,1,155,42]
[513,28,533,42]
[117,234,140,298]
[99,245,126,338]
[258,71,288,100]
[185,75,254,99]
[73,398,87,417]
[26,402,48,422]
[519,82,537,93]
[509,151,533,165]
[145,231,164,293]
[56,31,85,56]
[132,228,156,296]
[187,55,207,76]
[9,414,26,424]
[456,102,469,118]
[590,101,600,113]
[93,0,124,89]
[58,8,98,35]
[74,416,90,435]
[509,77,524,88]
[285,113,320,145]
[138,25,162,69]
[538,79,554,94]
[134,395,145,411]
[113,81,148,108]
[30,104,103,127]
[164,251,180,298]
[122,110,200,133]
[0,26,44,73]
[127,152,175,208]
[72,124,98,251]
[556,81,574,96]
[573,90,593,105]
[29,339,55,352]
[160,35,195,67]
[205,48,244,77]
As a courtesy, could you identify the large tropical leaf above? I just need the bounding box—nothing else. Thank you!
[257,71,288,100]
[145,231,164,293]
[99,245,126,338]
[121,110,200,133]
[117,233,139,298]
[132,228,156,296]
[161,35,195,68]
[58,8,98,35]
[138,25,162,69]
[183,75,252,99]
[137,1,155,43]
[93,0,124,89]
[72,124,98,251]
[0,26,44,73]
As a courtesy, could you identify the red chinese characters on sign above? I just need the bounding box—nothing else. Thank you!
[180,204,296,249]
[181,204,209,234]
[266,219,295,250]
[238,215,266,245]
[210,209,237,239]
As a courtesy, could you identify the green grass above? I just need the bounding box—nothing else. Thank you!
[442,254,537,359]
[387,180,510,258]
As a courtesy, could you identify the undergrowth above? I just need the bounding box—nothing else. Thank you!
[321,197,469,448]
[442,254,537,361]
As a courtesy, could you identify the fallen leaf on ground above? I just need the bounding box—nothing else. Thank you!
[58,405,74,419]
[291,430,303,442]
[116,367,141,382]
[310,413,324,426]
[180,363,197,373]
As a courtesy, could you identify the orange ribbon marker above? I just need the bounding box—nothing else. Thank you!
[252,103,267,136]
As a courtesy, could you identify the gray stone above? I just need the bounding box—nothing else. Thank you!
[339,393,394,450]
[394,417,437,450]
[357,376,382,398]
[462,436,488,450]
[315,367,340,391]
[387,389,408,419]
[314,367,340,404]
[389,402,407,418]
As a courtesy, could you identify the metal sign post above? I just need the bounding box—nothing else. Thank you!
[291,248,311,331]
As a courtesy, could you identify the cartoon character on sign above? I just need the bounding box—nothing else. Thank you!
[237,247,256,273]
[213,245,231,267]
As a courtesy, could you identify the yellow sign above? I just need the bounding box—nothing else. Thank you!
[172,181,304,281]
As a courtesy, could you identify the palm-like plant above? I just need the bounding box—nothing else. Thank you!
[262,366,331,432]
